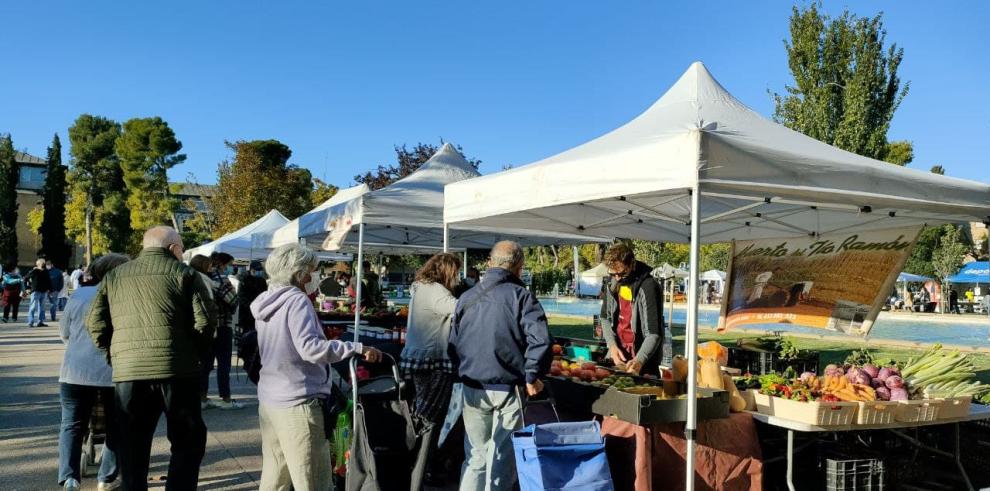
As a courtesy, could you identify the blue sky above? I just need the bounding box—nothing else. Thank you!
[2,2,987,187]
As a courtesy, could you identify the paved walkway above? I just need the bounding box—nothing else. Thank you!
[0,307,263,490]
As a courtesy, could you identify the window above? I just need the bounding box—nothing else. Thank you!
[17,165,47,190]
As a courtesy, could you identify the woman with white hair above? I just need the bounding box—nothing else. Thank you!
[251,243,382,491]
[57,253,130,491]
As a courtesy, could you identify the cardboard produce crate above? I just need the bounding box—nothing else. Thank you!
[591,387,729,425]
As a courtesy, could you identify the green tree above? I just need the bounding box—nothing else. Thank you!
[773,3,911,164]
[312,178,338,206]
[0,134,21,268]
[40,134,71,267]
[354,141,481,190]
[931,224,968,312]
[66,114,131,256]
[212,139,313,235]
[903,226,941,277]
[0,134,19,266]
[116,117,187,232]
[701,243,731,272]
[930,164,945,175]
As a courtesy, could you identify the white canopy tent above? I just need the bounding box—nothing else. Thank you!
[183,209,289,261]
[251,183,370,251]
[445,62,990,489]
[577,263,609,297]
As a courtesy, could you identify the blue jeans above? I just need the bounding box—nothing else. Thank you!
[59,383,119,485]
[200,325,233,399]
[459,386,524,491]
[48,291,59,320]
[27,291,47,325]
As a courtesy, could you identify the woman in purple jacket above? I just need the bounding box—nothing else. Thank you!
[251,243,381,491]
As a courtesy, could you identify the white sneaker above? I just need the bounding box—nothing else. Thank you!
[98,480,121,490]
[63,477,81,490]
[215,399,244,410]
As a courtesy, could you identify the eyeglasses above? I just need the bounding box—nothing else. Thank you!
[607,270,626,278]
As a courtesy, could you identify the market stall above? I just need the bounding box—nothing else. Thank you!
[444,61,990,489]
[947,261,989,312]
[183,209,289,261]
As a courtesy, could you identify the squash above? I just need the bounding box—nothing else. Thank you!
[698,341,728,366]
[671,355,689,382]
[722,373,748,412]
[698,359,723,390]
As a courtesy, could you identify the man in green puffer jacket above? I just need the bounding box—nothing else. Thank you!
[88,226,217,491]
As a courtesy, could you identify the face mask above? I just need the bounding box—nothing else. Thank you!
[304,274,319,295]
[253,270,264,278]
[338,279,348,287]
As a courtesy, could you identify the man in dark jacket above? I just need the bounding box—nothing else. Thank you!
[47,260,64,321]
[600,243,664,376]
[26,258,52,327]
[88,226,217,490]
[448,240,551,491]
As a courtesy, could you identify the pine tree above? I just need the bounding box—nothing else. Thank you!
[0,134,18,266]
[66,114,131,255]
[40,134,71,267]
[116,117,186,232]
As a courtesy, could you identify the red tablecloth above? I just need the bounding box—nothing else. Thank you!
[601,413,763,491]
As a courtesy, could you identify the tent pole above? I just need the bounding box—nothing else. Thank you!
[353,223,365,344]
[685,185,702,491]
[443,223,449,253]
[463,249,468,279]
[573,245,580,297]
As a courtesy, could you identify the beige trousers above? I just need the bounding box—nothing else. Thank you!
[259,399,332,491]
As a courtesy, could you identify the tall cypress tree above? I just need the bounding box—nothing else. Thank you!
[41,134,70,267]
[0,134,18,267]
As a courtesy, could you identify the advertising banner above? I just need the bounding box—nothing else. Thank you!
[718,226,922,336]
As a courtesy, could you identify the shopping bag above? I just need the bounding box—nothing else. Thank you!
[511,420,614,491]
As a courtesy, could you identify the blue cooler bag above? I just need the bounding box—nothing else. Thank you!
[511,420,614,491]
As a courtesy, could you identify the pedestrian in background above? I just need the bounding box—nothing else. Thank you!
[205,252,241,410]
[27,258,52,327]
[48,260,65,320]
[58,268,71,311]
[57,253,130,491]
[87,226,217,491]
[235,260,267,362]
[251,243,381,491]
[2,265,23,323]
[69,265,85,291]
[448,241,552,491]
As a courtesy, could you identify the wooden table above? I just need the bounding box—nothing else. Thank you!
[748,405,990,491]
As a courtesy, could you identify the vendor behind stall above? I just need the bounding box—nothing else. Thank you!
[600,243,663,376]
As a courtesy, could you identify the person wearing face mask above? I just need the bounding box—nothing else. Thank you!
[87,226,218,491]
[251,243,382,491]
[204,252,241,410]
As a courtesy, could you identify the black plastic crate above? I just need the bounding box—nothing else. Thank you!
[826,459,885,490]
[728,347,819,375]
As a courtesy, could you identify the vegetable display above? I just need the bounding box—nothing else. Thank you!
[901,343,989,399]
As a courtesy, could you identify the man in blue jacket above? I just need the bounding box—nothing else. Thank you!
[448,240,551,491]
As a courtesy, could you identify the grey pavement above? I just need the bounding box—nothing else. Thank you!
[0,305,263,490]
